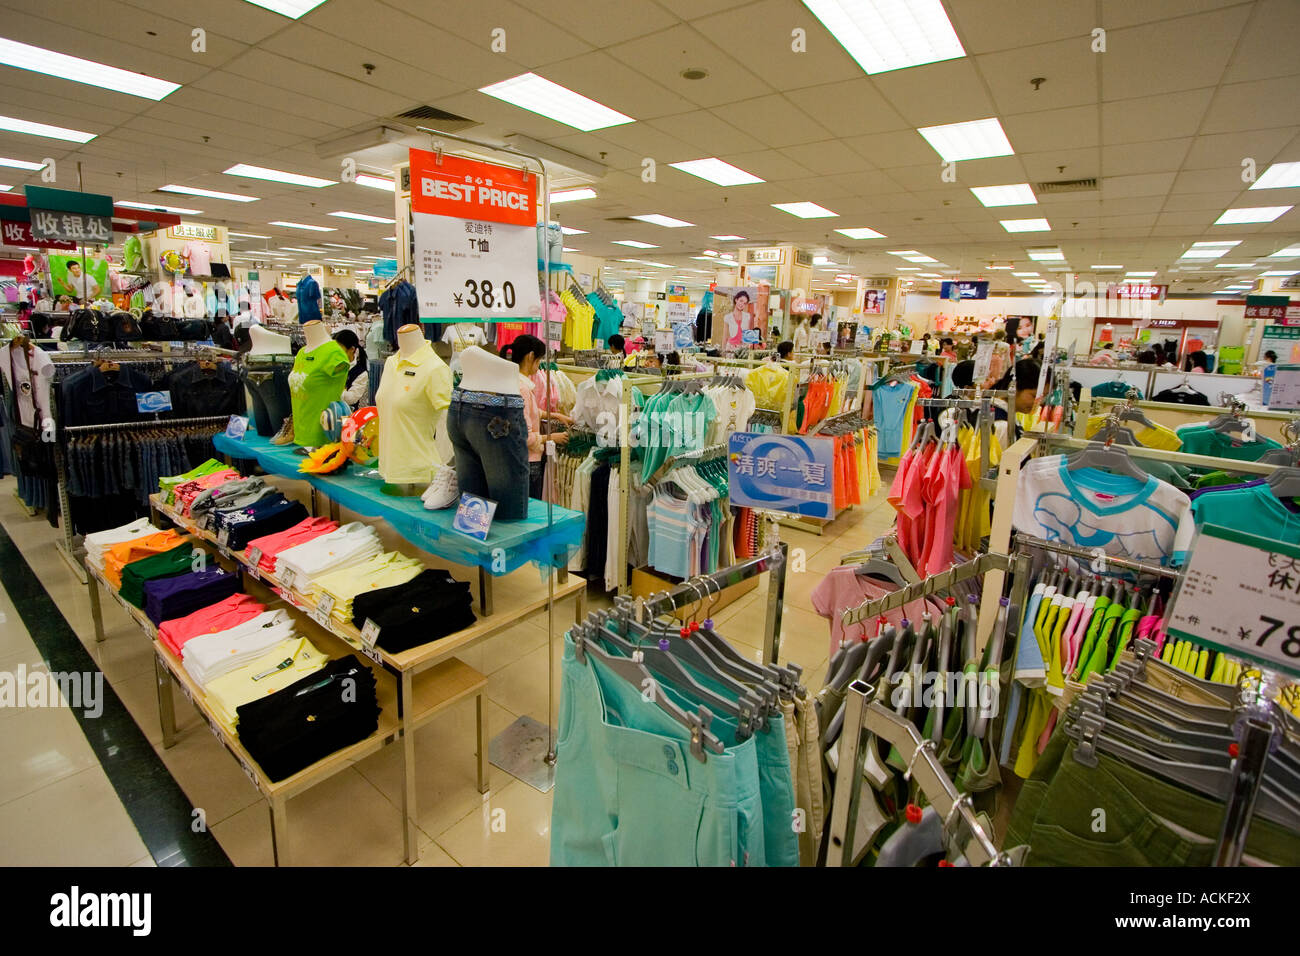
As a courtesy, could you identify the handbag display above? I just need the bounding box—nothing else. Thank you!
[110,310,143,341]
[7,345,53,478]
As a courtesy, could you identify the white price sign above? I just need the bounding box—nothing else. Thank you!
[654,329,675,353]
[665,300,692,324]
[1167,525,1300,678]
[972,342,994,383]
[360,618,381,649]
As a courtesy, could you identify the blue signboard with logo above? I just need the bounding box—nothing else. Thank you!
[453,493,497,540]
[373,258,398,279]
[728,432,835,518]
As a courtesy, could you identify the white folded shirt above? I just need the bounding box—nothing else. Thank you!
[182,609,297,688]
[85,518,160,569]
[274,522,383,584]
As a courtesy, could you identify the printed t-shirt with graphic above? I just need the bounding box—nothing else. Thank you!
[288,340,350,448]
[1012,455,1190,570]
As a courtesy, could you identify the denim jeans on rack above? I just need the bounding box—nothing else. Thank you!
[242,366,292,436]
[367,358,384,407]
[446,388,530,520]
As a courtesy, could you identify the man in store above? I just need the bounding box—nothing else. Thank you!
[775,340,794,361]
[607,333,625,361]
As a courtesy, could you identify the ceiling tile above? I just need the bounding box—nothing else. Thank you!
[870,59,997,127]
[1100,138,1192,177]
[1100,6,1249,99]
[1102,89,1214,144]
[1199,75,1300,134]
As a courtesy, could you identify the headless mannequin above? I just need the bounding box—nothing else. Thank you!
[458,344,519,394]
[303,319,330,351]
[248,325,291,356]
[381,324,450,495]
[397,324,424,358]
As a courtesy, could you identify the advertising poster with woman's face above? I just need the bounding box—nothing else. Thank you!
[863,288,886,314]
[716,286,767,350]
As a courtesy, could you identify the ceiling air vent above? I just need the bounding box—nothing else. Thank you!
[391,105,479,133]
[1034,178,1098,194]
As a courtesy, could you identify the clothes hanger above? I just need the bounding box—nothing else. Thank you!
[1066,436,1149,481]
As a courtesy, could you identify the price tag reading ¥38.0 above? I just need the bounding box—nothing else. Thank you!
[1167,525,1300,679]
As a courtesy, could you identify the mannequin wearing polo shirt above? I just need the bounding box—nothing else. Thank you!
[376,324,453,491]
[289,321,349,448]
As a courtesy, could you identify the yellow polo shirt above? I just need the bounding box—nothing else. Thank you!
[375,341,452,484]
[205,637,330,730]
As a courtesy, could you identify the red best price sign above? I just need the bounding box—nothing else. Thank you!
[409,148,536,227]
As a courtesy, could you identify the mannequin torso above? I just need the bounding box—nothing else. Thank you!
[302,320,330,351]
[248,325,291,356]
[458,345,521,394]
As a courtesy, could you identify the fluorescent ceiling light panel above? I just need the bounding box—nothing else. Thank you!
[269,221,337,232]
[1269,245,1300,257]
[356,174,395,191]
[836,226,886,239]
[1012,272,1039,276]
[971,183,1036,207]
[1090,265,1123,270]
[1260,270,1300,276]
[1180,248,1228,259]
[278,247,322,253]
[896,267,922,271]
[917,117,1014,162]
[117,200,202,215]
[630,214,694,228]
[560,226,587,235]
[800,0,965,74]
[0,37,179,100]
[1215,206,1292,224]
[478,73,634,131]
[1125,271,1157,277]
[1027,249,1065,261]
[322,243,367,249]
[903,254,938,263]
[1191,240,1241,247]
[227,232,270,239]
[710,235,745,241]
[669,158,764,186]
[0,156,45,170]
[0,113,94,143]
[328,210,396,224]
[382,237,396,241]
[224,164,334,188]
[1000,218,1050,232]
[612,240,658,248]
[242,0,330,17]
[918,272,943,278]
[0,185,10,192]
[550,188,597,203]
[160,184,259,202]
[1250,162,1300,190]
[1215,262,1256,268]
[771,201,837,218]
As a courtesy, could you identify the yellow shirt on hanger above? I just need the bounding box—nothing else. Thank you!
[1084,415,1181,451]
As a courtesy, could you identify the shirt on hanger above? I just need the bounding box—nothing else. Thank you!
[183,241,212,276]
[1172,481,1300,564]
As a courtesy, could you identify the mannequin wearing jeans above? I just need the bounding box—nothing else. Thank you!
[447,346,534,519]
[494,334,571,500]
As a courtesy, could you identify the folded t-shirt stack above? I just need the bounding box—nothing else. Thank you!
[174,469,240,516]
[182,609,296,687]
[143,566,242,626]
[120,543,200,608]
[310,551,423,625]
[103,530,190,588]
[236,654,380,782]
[245,517,338,574]
[189,476,267,527]
[351,568,477,653]
[157,593,265,656]
[275,522,383,590]
[212,494,310,552]
[205,636,330,730]
[85,518,159,572]
[159,459,227,506]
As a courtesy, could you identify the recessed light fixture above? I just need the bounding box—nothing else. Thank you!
[710,235,745,241]
[669,158,764,186]
[355,174,395,191]
[896,267,922,271]
[918,272,943,278]
[322,243,368,250]
[772,201,837,218]
[1180,248,1229,259]
[241,0,330,18]
[1250,162,1300,190]
[1268,245,1300,258]
[1192,240,1241,247]
[328,210,396,224]
[917,117,1014,161]
[381,237,397,241]
[1001,218,1050,232]
[904,254,938,263]
[1090,265,1123,270]
[1215,262,1256,268]
[117,200,202,215]
[227,232,271,239]
[630,214,694,227]
[1027,249,1065,261]
[225,164,334,188]
[560,226,587,235]
[836,226,886,239]
[813,256,837,265]
[1260,270,1300,277]
[987,264,1014,270]
[800,0,965,74]
[1125,271,1157,277]
[0,37,179,100]
[0,156,45,170]
[269,221,337,232]
[0,113,95,143]
[478,73,634,131]
[160,184,259,202]
[550,188,597,204]
[1215,206,1293,224]
[612,240,658,248]
[1013,272,1039,277]
[971,183,1036,207]
[278,247,323,253]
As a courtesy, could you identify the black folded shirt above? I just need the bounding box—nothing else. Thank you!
[350,568,476,653]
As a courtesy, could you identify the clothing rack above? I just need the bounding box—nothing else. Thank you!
[841,551,1013,626]
[827,684,1008,866]
[648,442,727,484]
[1035,432,1284,477]
[62,414,230,435]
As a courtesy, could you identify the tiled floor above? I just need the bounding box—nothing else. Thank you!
[0,477,898,866]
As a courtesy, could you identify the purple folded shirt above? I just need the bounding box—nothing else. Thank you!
[143,567,242,626]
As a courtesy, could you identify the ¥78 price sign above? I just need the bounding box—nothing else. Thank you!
[409,147,542,322]
[1167,525,1300,678]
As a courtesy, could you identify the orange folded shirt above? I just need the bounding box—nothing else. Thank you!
[103,530,190,589]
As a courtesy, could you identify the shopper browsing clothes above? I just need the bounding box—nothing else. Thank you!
[333,329,369,409]
[498,334,570,499]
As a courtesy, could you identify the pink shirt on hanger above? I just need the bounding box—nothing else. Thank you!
[811,566,936,658]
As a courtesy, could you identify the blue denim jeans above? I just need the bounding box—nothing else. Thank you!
[242,365,291,437]
[446,389,530,520]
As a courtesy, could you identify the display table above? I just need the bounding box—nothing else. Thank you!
[212,430,584,614]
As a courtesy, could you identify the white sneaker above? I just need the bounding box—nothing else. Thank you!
[422,465,459,510]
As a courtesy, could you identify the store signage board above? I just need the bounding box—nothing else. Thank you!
[941,280,988,300]
[794,249,813,267]
[135,391,172,414]
[972,342,994,382]
[30,208,112,244]
[745,248,783,264]
[407,147,541,322]
[673,322,694,348]
[168,223,218,242]
[1108,283,1167,300]
[728,432,835,519]
[1281,275,1300,290]
[654,329,675,352]
[665,299,692,325]
[1267,364,1300,410]
[1260,325,1300,364]
[452,493,496,541]
[0,219,75,250]
[666,284,686,296]
[1167,525,1300,679]
[1245,295,1290,320]
[372,258,397,279]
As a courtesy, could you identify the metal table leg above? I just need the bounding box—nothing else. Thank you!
[401,669,419,865]
[476,693,489,794]
[269,797,291,867]
[87,563,106,644]
[328,497,340,522]
[478,568,493,616]
[154,655,177,749]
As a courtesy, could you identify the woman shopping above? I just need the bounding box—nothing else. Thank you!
[333,329,369,408]
[499,335,571,499]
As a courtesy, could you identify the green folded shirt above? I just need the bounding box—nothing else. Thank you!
[119,544,200,608]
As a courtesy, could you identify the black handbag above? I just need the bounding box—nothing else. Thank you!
[175,319,211,341]
[7,345,54,478]
[111,310,143,341]
[63,308,107,342]
[140,309,179,340]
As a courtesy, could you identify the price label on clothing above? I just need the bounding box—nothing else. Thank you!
[360,618,381,649]
[279,567,297,592]
[361,644,384,666]
[216,526,231,552]
[1167,525,1300,679]
[316,593,336,620]
[245,547,263,568]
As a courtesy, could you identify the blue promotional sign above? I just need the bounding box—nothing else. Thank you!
[728,432,835,518]
[452,493,497,540]
[135,391,172,413]
[741,327,762,344]
[673,322,694,348]
[373,258,398,279]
